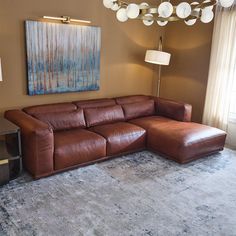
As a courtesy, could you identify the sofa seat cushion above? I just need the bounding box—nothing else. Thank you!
[90,122,146,156]
[148,122,227,163]
[54,129,106,170]
[129,116,174,130]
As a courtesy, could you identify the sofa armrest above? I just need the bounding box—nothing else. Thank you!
[155,97,192,122]
[4,110,54,179]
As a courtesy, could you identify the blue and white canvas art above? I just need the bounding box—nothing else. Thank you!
[25,20,101,95]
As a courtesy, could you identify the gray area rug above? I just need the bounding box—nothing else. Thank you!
[1,149,236,236]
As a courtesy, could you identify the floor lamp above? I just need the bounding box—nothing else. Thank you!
[145,37,171,97]
[0,58,2,82]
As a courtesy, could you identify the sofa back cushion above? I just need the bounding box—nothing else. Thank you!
[84,105,125,127]
[122,100,155,120]
[156,97,192,122]
[115,95,152,105]
[74,98,116,109]
[23,103,77,116]
[34,109,86,131]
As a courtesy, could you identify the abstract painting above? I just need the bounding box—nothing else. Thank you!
[25,20,101,95]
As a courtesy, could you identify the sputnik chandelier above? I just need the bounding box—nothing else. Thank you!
[103,0,235,26]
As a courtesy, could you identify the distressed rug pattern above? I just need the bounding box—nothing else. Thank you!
[1,149,236,236]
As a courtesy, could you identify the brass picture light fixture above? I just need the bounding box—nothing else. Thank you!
[43,16,91,24]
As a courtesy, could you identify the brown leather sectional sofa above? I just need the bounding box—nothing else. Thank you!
[5,95,227,179]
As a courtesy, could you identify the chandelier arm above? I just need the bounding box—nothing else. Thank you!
[140,14,188,22]
[198,0,217,9]
[159,36,163,51]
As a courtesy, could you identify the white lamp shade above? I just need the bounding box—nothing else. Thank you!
[0,58,2,82]
[145,50,171,65]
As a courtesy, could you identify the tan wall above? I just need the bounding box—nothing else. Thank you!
[162,21,214,123]
[0,0,162,114]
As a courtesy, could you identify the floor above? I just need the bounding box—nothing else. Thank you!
[1,149,236,236]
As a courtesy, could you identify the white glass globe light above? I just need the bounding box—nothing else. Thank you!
[103,0,114,9]
[219,0,234,7]
[126,3,140,19]
[140,2,149,9]
[116,8,128,22]
[176,2,192,19]
[111,3,120,11]
[185,18,197,25]
[158,2,174,18]
[200,9,214,23]
[143,14,154,26]
[157,20,168,26]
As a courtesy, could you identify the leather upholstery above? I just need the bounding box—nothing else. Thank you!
[34,109,86,131]
[155,97,192,122]
[115,95,152,105]
[122,100,155,120]
[54,129,106,170]
[74,98,116,109]
[84,105,125,127]
[4,95,227,179]
[23,103,77,116]
[129,116,174,130]
[4,110,54,178]
[90,122,146,155]
[148,121,227,163]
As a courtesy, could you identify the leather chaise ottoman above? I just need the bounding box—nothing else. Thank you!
[147,121,227,163]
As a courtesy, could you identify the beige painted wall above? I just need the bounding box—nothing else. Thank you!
[162,21,214,123]
[0,0,215,121]
[0,0,162,114]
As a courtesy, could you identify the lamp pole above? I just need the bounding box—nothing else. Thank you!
[157,37,163,97]
[0,58,3,82]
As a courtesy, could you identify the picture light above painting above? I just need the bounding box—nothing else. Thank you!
[25,20,101,96]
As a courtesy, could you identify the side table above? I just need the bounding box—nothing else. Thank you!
[0,117,22,186]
